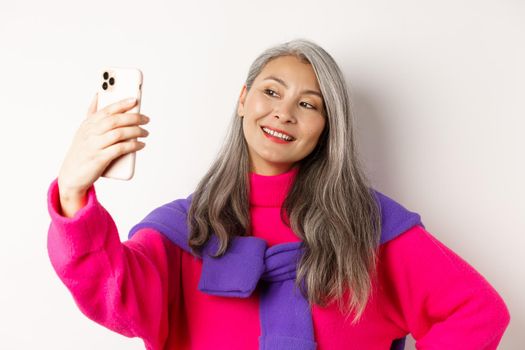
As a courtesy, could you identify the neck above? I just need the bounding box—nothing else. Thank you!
[249,163,299,177]
[248,166,299,207]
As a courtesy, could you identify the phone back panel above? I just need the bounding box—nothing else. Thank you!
[96,67,143,180]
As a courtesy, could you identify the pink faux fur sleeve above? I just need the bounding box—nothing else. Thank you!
[377,225,511,349]
[46,178,184,350]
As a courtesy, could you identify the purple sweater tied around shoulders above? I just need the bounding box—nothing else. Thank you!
[128,189,423,350]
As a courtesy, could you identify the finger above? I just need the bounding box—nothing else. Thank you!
[98,113,145,134]
[137,114,150,123]
[110,113,145,123]
[86,93,98,118]
[99,125,149,149]
[98,97,137,119]
[102,140,145,161]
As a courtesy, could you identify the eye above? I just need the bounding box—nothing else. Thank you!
[264,88,278,97]
[264,88,317,110]
[300,101,316,110]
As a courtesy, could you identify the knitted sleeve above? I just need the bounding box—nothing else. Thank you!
[378,225,511,349]
[46,178,183,350]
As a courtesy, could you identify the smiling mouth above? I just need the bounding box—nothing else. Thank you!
[260,126,296,141]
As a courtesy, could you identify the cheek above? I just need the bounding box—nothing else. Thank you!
[246,94,272,116]
[307,120,326,143]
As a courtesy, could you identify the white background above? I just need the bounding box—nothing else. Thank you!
[1,0,523,348]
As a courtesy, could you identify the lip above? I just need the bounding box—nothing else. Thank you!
[260,125,296,140]
[262,128,293,144]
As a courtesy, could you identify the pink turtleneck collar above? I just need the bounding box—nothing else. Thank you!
[248,166,299,207]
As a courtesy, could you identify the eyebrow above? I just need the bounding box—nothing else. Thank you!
[262,75,323,99]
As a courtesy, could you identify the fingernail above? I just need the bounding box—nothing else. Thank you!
[126,97,136,104]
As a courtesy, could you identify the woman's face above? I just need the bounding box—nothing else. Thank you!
[237,55,326,176]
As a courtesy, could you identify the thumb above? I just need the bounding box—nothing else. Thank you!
[87,93,98,117]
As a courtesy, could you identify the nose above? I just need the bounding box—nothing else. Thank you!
[274,99,297,123]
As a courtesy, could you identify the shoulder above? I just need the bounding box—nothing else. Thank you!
[127,227,182,255]
[152,192,194,215]
[127,192,195,250]
[371,189,424,245]
[378,224,490,286]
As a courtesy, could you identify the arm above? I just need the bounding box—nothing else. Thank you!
[378,225,510,349]
[46,177,183,350]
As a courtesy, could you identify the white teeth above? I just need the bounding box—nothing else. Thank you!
[262,127,294,141]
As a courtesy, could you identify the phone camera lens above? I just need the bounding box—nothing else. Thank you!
[102,82,108,90]
[103,72,109,80]
[109,77,115,85]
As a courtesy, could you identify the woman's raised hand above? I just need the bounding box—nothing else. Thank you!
[57,94,150,216]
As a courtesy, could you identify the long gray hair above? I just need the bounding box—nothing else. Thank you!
[187,38,382,323]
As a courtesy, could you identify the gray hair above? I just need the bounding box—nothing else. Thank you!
[187,38,381,323]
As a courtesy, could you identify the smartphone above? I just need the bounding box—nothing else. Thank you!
[96,67,143,181]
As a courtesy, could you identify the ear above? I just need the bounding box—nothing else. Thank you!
[237,84,247,117]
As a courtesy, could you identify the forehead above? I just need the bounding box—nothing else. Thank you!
[256,55,321,90]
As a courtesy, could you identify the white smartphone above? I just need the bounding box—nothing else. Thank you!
[96,67,143,181]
